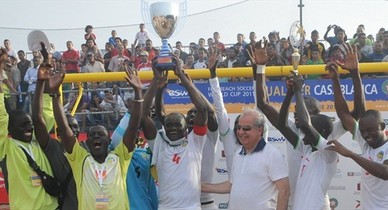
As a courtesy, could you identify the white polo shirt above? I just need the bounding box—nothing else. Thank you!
[229,140,288,210]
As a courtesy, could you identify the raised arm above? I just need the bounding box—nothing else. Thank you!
[49,68,76,153]
[327,63,354,133]
[246,40,278,126]
[140,60,164,140]
[335,44,364,131]
[174,57,207,127]
[122,68,143,152]
[292,72,321,146]
[31,43,52,149]
[154,72,168,125]
[276,78,299,147]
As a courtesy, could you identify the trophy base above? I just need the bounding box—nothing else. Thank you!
[156,55,176,71]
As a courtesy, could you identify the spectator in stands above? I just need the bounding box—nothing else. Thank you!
[268,31,281,53]
[112,37,131,58]
[30,50,42,67]
[234,33,248,48]
[83,53,105,73]
[3,56,19,110]
[122,39,132,57]
[198,38,206,49]
[349,25,373,46]
[103,42,113,71]
[175,41,188,62]
[83,39,104,64]
[3,39,17,58]
[134,23,149,49]
[144,39,156,61]
[219,47,243,82]
[324,25,347,47]
[207,37,214,47]
[84,25,96,42]
[109,30,117,47]
[62,41,80,73]
[356,33,373,62]
[64,87,89,131]
[87,92,104,125]
[183,53,195,69]
[244,31,257,65]
[234,43,248,66]
[17,50,30,109]
[131,45,142,69]
[50,43,62,61]
[174,49,184,66]
[108,44,130,72]
[306,47,325,80]
[304,30,326,61]
[368,34,375,43]
[366,42,386,62]
[376,28,385,43]
[383,31,388,54]
[100,89,127,129]
[192,47,208,69]
[327,44,344,63]
[279,37,294,64]
[266,43,289,80]
[213,32,226,55]
[24,57,41,108]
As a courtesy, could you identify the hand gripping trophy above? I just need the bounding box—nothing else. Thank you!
[141,0,187,71]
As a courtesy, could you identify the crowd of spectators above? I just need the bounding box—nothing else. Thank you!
[2,23,388,131]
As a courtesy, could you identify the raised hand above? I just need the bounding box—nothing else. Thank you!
[172,55,184,78]
[208,46,219,76]
[325,140,353,157]
[246,39,272,65]
[325,61,340,80]
[290,70,304,92]
[335,43,359,72]
[125,68,142,90]
[38,42,53,80]
[48,69,65,92]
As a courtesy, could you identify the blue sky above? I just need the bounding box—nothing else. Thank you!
[1,0,387,52]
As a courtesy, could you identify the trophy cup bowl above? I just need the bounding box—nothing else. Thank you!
[145,1,181,71]
[289,21,304,74]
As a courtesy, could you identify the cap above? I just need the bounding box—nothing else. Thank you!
[27,30,51,52]
[140,51,149,56]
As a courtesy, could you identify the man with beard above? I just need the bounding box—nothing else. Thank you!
[0,47,58,210]
[149,57,208,210]
[49,63,144,209]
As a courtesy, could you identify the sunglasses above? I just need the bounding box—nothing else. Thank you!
[235,124,257,131]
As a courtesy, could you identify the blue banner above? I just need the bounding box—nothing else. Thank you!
[163,78,388,104]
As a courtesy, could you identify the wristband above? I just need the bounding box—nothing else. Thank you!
[256,65,265,74]
[49,92,61,98]
[133,99,144,103]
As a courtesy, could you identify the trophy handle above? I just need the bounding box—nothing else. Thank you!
[141,0,158,38]
[173,0,187,38]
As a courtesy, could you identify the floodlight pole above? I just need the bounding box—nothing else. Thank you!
[298,0,304,57]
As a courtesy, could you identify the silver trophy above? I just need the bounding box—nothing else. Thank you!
[289,21,304,74]
[141,0,187,71]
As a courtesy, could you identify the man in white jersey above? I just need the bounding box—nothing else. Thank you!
[285,71,338,210]
[247,40,365,209]
[325,44,388,209]
[202,108,289,210]
[149,57,208,210]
